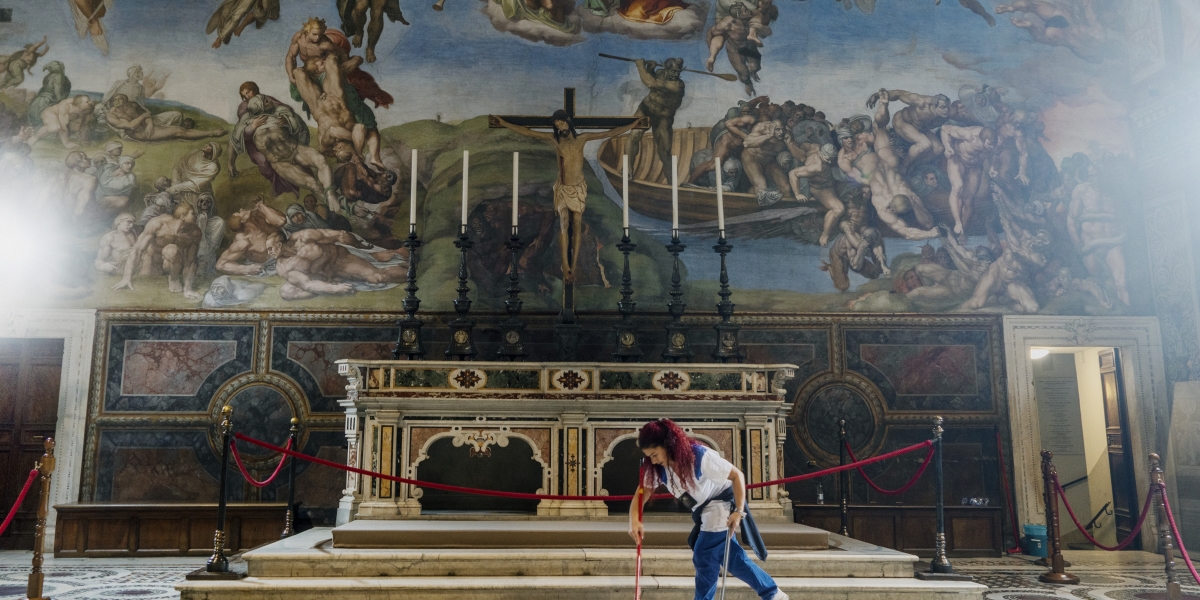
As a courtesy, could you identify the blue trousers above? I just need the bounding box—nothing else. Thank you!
[692,530,779,600]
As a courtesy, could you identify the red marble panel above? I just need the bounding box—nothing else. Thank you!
[287,341,395,397]
[120,341,237,396]
[859,344,977,396]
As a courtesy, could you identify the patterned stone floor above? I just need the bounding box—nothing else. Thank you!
[0,549,1196,599]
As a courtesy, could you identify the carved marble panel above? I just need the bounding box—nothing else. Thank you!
[271,326,397,413]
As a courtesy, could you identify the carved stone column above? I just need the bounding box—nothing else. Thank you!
[336,379,362,525]
[358,410,402,518]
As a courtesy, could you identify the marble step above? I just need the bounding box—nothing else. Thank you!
[332,518,829,550]
[177,575,988,600]
[243,528,917,579]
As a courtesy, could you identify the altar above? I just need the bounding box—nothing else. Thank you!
[333,360,798,523]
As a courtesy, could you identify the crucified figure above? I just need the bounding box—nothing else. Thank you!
[491,111,644,284]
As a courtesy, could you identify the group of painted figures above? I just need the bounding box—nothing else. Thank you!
[679,81,1129,312]
[0,19,411,305]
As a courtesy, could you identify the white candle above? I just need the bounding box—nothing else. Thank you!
[461,150,469,227]
[512,152,519,230]
[715,160,725,234]
[622,154,629,230]
[409,149,418,230]
[671,154,679,232]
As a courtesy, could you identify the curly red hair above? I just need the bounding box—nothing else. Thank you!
[638,418,696,491]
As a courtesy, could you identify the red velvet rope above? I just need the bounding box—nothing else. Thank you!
[1053,472,1155,552]
[1159,482,1200,586]
[231,439,293,488]
[843,441,935,495]
[0,469,39,537]
[232,433,932,500]
[635,464,645,600]
[995,429,1022,553]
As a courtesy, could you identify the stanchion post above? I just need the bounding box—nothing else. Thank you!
[1150,453,1183,600]
[838,419,849,536]
[207,406,233,573]
[282,418,300,539]
[917,417,972,581]
[1038,449,1079,584]
[25,438,54,600]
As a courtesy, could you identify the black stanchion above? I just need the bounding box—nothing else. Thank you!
[918,416,973,581]
[186,406,245,580]
[838,419,849,537]
[1151,453,1183,600]
[282,417,300,539]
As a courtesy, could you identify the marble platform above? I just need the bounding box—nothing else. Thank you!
[331,518,829,550]
[175,526,989,599]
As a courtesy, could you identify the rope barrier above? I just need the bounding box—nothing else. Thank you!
[0,469,38,537]
[232,433,933,500]
[635,465,645,600]
[231,439,293,488]
[1159,483,1200,586]
[843,441,935,495]
[1053,472,1155,552]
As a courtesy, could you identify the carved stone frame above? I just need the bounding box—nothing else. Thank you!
[1003,315,1168,549]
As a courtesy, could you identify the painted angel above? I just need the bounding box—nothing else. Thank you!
[207,0,282,49]
[70,0,112,56]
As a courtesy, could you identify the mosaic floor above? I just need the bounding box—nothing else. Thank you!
[0,549,1197,599]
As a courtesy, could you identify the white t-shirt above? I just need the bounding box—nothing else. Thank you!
[662,448,735,532]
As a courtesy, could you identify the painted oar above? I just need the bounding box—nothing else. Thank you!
[599,53,739,82]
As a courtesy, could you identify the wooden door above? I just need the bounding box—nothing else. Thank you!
[0,339,63,550]
[1099,348,1140,550]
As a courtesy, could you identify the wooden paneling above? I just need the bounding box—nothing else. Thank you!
[796,505,1003,557]
[0,338,63,550]
[53,503,287,557]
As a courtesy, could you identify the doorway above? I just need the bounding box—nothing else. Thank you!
[1030,347,1139,550]
[0,338,64,550]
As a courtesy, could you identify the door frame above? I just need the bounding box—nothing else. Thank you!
[1003,316,1169,551]
[0,309,95,552]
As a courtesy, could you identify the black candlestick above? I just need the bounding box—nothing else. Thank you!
[612,228,642,362]
[662,231,693,363]
[446,224,477,360]
[497,226,528,361]
[711,234,743,363]
[393,226,426,359]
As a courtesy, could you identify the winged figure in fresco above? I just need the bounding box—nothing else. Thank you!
[207,0,282,49]
[336,0,410,64]
[70,0,114,55]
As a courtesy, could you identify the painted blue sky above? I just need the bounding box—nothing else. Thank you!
[1,0,1149,159]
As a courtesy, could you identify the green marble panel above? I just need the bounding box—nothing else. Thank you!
[486,369,541,389]
[599,371,654,390]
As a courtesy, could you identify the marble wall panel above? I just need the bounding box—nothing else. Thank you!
[270,326,396,413]
[93,430,220,502]
[844,328,994,412]
[103,324,255,412]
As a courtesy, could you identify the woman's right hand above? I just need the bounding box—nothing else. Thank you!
[629,521,644,544]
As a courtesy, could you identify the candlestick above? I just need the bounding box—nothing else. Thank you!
[662,233,692,363]
[512,152,519,230]
[711,234,741,363]
[671,154,679,232]
[461,150,469,226]
[715,160,725,235]
[392,226,425,360]
[622,154,629,230]
[497,227,527,361]
[446,226,476,361]
[409,149,418,231]
[612,228,641,362]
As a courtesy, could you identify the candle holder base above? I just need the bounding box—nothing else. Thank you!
[497,232,528,361]
[711,236,742,364]
[662,235,692,363]
[393,231,426,360]
[446,229,477,361]
[611,234,642,363]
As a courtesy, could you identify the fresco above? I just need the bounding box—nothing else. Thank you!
[0,0,1168,314]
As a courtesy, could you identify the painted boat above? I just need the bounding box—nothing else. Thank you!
[597,127,996,238]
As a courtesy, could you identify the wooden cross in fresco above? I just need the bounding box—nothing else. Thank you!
[489,87,646,130]
[489,88,647,342]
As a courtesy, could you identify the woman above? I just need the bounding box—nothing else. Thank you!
[629,418,788,600]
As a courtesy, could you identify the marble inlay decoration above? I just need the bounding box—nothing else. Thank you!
[859,344,977,396]
[120,340,237,396]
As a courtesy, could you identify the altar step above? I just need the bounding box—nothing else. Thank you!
[176,527,988,599]
[178,575,986,599]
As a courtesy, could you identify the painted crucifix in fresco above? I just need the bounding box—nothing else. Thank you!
[489,89,647,308]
